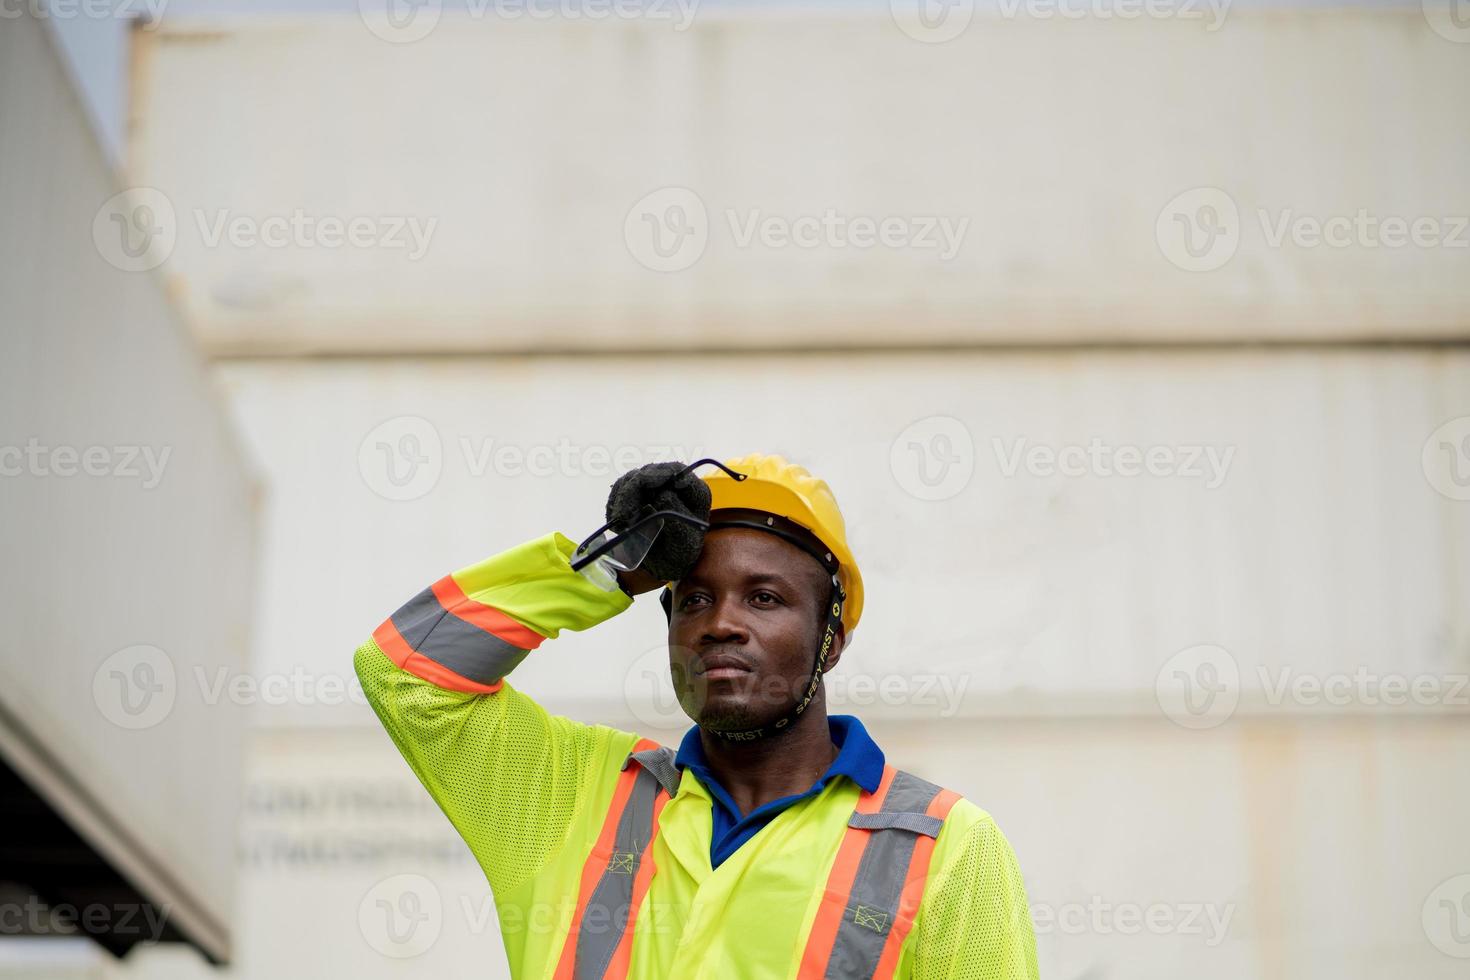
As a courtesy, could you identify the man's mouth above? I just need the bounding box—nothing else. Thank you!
[694,653,754,680]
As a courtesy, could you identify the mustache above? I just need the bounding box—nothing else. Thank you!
[679,645,758,675]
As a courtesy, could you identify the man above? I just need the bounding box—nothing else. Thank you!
[355,452,1038,978]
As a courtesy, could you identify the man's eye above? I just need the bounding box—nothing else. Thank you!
[752,591,781,605]
[679,594,709,609]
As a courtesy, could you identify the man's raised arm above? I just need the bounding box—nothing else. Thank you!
[352,530,641,898]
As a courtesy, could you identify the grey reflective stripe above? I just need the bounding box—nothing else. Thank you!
[388,587,532,685]
[881,769,942,815]
[847,811,943,839]
[387,586,443,649]
[572,765,664,979]
[625,746,681,797]
[824,770,943,980]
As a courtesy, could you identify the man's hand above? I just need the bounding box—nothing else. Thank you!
[605,461,712,583]
[616,566,666,596]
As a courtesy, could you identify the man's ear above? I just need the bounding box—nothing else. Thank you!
[820,623,846,674]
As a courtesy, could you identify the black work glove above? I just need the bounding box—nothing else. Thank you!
[605,461,712,582]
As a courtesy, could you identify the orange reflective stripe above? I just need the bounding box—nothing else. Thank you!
[553,738,662,980]
[870,788,962,977]
[434,574,546,649]
[601,789,671,976]
[799,769,958,980]
[796,765,898,979]
[371,618,417,667]
[372,619,504,694]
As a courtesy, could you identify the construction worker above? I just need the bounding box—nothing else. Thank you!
[354,453,1039,978]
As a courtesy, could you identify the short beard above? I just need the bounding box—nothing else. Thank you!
[675,669,812,733]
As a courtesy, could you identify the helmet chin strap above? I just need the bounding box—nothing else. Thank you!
[660,518,845,742]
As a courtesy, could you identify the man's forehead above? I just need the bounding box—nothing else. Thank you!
[681,526,825,588]
[692,525,797,566]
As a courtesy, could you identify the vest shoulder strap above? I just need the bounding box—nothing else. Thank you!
[626,743,681,796]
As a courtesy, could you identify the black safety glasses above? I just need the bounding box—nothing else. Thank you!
[569,458,746,573]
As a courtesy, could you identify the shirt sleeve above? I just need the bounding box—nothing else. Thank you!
[910,814,1040,980]
[353,531,642,897]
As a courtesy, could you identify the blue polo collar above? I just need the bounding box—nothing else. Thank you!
[674,713,886,798]
[672,714,887,867]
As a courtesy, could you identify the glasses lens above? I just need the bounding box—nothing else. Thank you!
[604,517,664,570]
[573,517,666,572]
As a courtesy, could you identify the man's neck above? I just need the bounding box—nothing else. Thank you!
[697,706,839,817]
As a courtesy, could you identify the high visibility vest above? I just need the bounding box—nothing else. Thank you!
[354,531,1039,979]
[554,740,961,980]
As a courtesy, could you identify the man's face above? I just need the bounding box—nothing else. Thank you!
[667,526,843,733]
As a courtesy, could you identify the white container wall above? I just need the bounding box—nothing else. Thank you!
[128,12,1470,354]
[0,8,259,967]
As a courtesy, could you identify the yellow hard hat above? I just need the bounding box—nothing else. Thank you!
[672,453,864,636]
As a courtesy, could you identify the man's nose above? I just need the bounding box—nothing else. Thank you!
[701,593,749,644]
